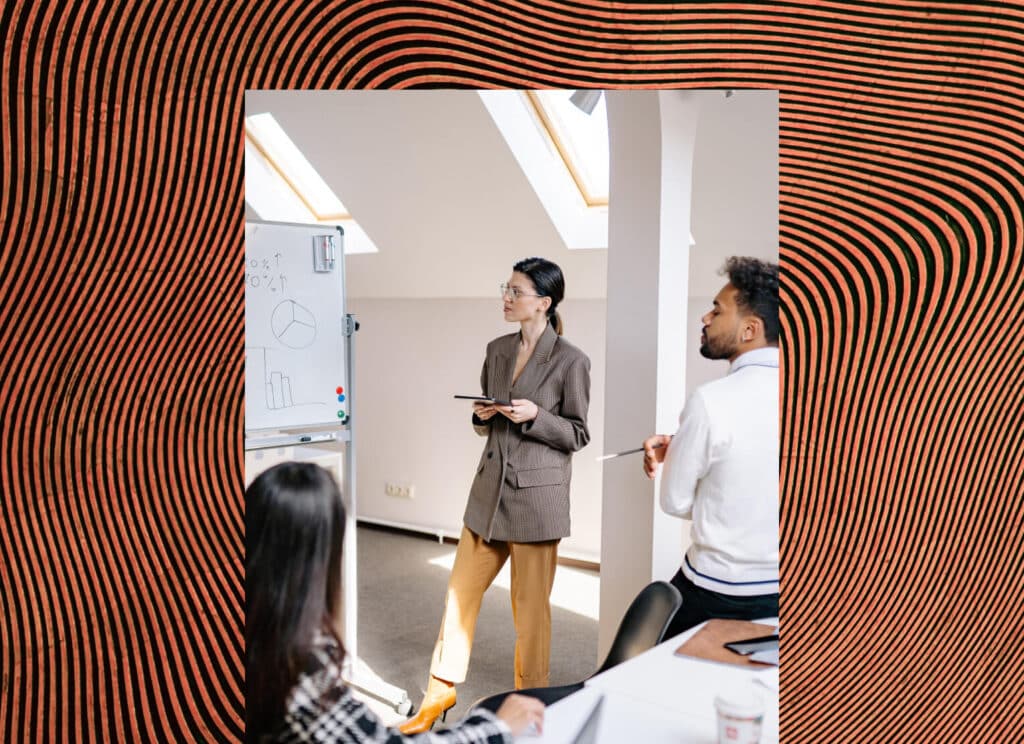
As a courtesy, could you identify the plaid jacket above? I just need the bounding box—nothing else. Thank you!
[272,630,510,744]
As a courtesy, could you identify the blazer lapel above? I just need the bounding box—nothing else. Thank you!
[492,339,516,401]
[510,324,557,401]
[492,335,518,453]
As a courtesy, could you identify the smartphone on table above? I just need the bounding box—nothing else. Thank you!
[724,634,779,656]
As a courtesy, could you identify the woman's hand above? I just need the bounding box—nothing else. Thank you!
[642,434,673,479]
[494,693,545,737]
[499,399,539,424]
[473,402,498,421]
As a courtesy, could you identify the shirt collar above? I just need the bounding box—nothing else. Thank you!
[729,346,779,374]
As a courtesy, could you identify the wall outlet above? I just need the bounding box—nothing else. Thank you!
[385,482,414,499]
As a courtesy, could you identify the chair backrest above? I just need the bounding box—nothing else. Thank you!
[465,582,681,719]
[593,580,682,676]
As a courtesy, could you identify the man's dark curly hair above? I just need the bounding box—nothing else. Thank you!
[724,257,779,343]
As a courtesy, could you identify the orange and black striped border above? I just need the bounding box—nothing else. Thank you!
[2,2,1022,741]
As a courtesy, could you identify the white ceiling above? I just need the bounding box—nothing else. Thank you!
[245,90,608,300]
[244,90,778,301]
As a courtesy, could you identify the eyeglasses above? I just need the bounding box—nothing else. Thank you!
[500,283,542,301]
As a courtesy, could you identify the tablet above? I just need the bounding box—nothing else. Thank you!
[454,394,512,406]
[724,634,779,656]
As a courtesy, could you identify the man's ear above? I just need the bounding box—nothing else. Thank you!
[741,315,764,343]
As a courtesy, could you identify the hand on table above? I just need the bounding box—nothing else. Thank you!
[495,693,545,737]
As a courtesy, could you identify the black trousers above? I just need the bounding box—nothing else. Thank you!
[665,568,779,640]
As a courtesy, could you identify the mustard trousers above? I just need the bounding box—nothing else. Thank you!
[430,526,559,689]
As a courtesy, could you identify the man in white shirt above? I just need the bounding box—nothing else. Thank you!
[643,257,779,638]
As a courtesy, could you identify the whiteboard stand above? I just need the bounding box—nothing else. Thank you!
[244,221,411,715]
[346,658,414,717]
[339,313,414,716]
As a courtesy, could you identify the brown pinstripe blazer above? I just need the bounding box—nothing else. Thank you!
[463,323,591,543]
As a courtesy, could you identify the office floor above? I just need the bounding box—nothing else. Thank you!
[352,524,600,727]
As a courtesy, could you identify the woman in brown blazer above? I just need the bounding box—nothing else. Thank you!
[400,257,591,734]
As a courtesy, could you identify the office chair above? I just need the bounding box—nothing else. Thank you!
[469,580,682,714]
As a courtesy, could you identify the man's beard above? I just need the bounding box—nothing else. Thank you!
[699,332,736,360]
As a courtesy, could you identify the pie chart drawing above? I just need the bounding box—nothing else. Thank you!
[271,300,317,349]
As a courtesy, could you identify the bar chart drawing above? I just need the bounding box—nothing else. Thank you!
[247,347,327,412]
[267,364,293,410]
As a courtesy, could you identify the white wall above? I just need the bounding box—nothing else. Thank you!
[689,90,779,297]
[338,91,776,575]
[684,89,778,395]
[687,90,778,396]
[243,89,777,578]
[599,90,778,652]
[348,297,607,562]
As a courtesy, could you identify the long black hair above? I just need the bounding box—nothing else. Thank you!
[245,462,347,742]
[513,257,566,335]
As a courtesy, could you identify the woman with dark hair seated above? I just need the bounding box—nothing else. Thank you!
[246,462,544,743]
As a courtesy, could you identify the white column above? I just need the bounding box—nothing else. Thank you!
[599,91,700,656]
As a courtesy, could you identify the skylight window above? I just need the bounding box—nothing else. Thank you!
[478,91,608,249]
[245,113,349,220]
[526,91,609,207]
[244,112,377,254]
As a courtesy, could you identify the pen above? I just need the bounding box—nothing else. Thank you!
[596,442,665,461]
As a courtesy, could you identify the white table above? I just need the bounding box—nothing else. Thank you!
[514,619,779,744]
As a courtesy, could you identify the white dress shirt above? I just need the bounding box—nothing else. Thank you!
[660,346,779,596]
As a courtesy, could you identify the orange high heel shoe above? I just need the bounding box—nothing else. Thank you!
[398,679,457,734]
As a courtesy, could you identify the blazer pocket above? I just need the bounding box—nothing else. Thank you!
[515,466,566,489]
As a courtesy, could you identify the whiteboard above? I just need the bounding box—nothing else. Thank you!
[245,221,348,433]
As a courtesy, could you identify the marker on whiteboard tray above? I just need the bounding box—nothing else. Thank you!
[299,436,312,443]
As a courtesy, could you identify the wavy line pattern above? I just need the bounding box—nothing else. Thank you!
[2,1,1022,742]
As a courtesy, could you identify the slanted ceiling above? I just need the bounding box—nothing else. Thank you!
[245,90,609,300]
[245,90,778,301]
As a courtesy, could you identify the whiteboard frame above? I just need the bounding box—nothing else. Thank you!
[244,220,358,646]
[244,227,409,710]
[244,219,349,438]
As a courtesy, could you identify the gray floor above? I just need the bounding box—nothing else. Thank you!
[354,524,599,725]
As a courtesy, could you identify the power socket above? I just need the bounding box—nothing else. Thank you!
[385,482,414,499]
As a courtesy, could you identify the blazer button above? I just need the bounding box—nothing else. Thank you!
[487,451,494,459]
